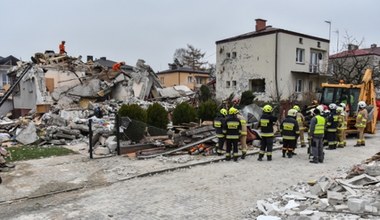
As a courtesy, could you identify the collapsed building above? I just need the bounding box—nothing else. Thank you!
[0,52,204,152]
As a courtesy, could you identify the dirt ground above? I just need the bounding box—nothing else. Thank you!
[0,128,379,220]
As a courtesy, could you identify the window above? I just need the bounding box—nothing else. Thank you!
[308,81,313,92]
[317,42,321,48]
[232,52,237,59]
[309,51,319,73]
[249,79,265,93]
[296,48,304,63]
[299,38,303,44]
[232,80,237,88]
[1,73,10,90]
[226,81,230,88]
[196,77,203,84]
[295,79,303,93]
[226,53,231,58]
[187,76,193,83]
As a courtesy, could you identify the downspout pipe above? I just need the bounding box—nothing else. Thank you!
[275,31,280,101]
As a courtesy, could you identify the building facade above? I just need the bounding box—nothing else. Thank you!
[215,19,330,102]
[157,65,210,90]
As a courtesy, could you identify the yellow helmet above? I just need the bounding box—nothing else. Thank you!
[293,105,300,112]
[262,105,273,113]
[228,107,238,115]
[220,108,227,116]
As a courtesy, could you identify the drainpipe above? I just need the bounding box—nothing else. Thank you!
[275,31,280,101]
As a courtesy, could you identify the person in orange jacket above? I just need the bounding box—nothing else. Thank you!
[112,61,126,71]
[59,41,66,55]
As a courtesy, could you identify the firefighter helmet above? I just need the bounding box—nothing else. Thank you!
[262,105,273,113]
[228,107,238,115]
[336,107,344,113]
[358,101,367,108]
[220,108,227,116]
[293,105,301,112]
[329,103,337,110]
[339,103,346,110]
[287,109,297,117]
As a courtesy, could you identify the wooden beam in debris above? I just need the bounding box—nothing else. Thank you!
[137,135,216,159]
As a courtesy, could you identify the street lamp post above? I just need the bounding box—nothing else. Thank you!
[334,30,339,53]
[325,20,331,53]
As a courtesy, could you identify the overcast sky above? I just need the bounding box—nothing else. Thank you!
[1,0,379,71]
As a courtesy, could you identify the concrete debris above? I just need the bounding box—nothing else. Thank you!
[15,122,39,145]
[250,152,380,219]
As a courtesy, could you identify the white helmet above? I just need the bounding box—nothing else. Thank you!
[287,109,297,117]
[339,103,346,110]
[336,107,344,113]
[329,103,337,110]
[316,105,324,113]
[358,101,367,108]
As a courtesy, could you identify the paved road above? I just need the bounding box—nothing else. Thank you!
[1,131,379,220]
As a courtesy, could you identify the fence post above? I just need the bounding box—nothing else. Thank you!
[89,118,93,159]
[116,113,121,155]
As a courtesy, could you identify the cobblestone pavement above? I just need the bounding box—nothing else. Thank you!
[1,131,379,220]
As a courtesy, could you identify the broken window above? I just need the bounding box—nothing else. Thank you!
[226,81,230,88]
[296,48,305,63]
[226,53,231,58]
[1,73,10,89]
[249,79,265,93]
[187,76,193,83]
[232,80,237,88]
[295,79,303,93]
[232,52,237,59]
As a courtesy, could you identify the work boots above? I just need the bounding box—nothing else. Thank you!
[257,154,264,161]
[267,155,272,161]
[225,154,231,161]
[241,152,246,160]
[310,158,318,164]
[287,152,293,158]
[233,156,238,162]
[282,150,286,158]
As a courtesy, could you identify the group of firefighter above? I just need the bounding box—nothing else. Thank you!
[213,100,369,163]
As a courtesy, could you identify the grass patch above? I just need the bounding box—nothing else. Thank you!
[6,145,76,162]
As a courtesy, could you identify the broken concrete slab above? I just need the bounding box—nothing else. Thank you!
[327,191,344,205]
[15,122,39,145]
[347,198,364,213]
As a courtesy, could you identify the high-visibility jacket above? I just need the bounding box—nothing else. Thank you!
[213,114,226,138]
[309,115,325,136]
[112,62,122,71]
[355,108,368,128]
[236,113,247,136]
[259,113,277,137]
[280,116,300,140]
[225,115,241,140]
[59,43,65,54]
[337,113,346,130]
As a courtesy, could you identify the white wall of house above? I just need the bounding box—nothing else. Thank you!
[216,31,329,101]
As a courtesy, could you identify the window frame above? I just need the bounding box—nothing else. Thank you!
[296,48,305,64]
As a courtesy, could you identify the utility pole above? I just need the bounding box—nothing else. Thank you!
[334,30,339,53]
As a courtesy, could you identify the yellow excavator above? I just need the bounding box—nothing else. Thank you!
[319,68,378,134]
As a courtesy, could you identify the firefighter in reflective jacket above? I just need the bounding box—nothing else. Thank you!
[258,104,278,161]
[336,106,346,148]
[225,107,242,161]
[325,103,339,150]
[293,105,306,148]
[354,101,368,147]
[309,107,326,163]
[214,108,227,155]
[280,109,300,158]
[236,110,248,159]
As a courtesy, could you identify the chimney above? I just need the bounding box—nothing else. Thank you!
[255,18,267,32]
[348,44,358,51]
[87,55,93,62]
[371,44,377,48]
[100,57,106,60]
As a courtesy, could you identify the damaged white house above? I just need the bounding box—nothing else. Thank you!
[215,18,330,101]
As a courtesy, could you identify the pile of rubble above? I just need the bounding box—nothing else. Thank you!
[250,153,380,219]
[0,52,212,156]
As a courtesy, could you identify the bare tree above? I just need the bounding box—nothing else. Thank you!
[329,32,380,86]
[172,44,208,70]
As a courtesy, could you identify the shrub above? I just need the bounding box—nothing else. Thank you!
[197,100,218,121]
[147,103,168,135]
[118,104,147,142]
[240,90,255,106]
[172,102,197,125]
[199,85,212,102]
